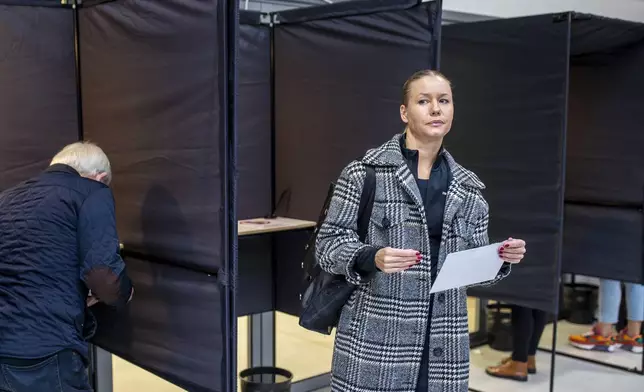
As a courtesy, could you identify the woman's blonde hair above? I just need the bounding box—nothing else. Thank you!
[50,141,112,184]
[402,69,452,105]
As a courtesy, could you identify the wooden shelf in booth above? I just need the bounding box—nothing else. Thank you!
[238,217,316,236]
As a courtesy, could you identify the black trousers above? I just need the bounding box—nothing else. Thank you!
[511,305,548,362]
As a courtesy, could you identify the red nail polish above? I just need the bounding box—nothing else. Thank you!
[416,252,420,255]
[504,244,510,248]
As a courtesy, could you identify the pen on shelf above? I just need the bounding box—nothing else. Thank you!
[240,220,271,225]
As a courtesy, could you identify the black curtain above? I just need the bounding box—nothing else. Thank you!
[274,1,440,221]
[0,5,79,191]
[79,0,225,273]
[562,205,642,284]
[566,16,644,206]
[441,15,570,312]
[90,257,224,392]
[79,1,234,391]
[562,15,644,284]
[238,15,272,220]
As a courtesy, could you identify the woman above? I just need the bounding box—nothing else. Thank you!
[485,305,549,381]
[315,70,527,392]
[569,279,643,353]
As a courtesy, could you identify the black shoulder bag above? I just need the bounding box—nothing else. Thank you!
[298,165,376,335]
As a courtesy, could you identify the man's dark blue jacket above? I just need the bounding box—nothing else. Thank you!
[0,164,132,362]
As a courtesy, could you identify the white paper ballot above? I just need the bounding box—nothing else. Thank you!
[429,242,505,294]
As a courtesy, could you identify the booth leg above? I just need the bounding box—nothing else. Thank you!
[291,373,332,392]
[249,311,275,367]
[92,346,113,392]
[469,298,489,348]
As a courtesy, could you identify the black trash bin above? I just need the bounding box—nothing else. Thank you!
[564,283,598,325]
[487,303,513,352]
[239,367,293,392]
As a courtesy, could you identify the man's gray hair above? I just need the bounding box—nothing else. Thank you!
[50,141,112,184]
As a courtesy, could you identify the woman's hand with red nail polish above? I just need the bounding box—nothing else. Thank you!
[375,247,421,273]
[498,237,526,264]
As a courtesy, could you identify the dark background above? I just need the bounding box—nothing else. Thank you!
[238,21,272,220]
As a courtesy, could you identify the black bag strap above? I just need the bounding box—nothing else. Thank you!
[303,163,377,277]
[302,183,335,277]
[357,165,376,243]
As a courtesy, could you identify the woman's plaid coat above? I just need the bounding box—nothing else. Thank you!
[315,134,511,392]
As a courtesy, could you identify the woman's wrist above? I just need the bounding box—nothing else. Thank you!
[354,246,382,275]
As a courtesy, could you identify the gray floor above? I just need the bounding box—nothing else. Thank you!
[470,345,643,392]
[539,320,643,371]
[312,345,643,392]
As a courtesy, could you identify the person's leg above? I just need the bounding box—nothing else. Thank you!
[597,279,622,335]
[569,279,620,352]
[614,282,643,353]
[0,355,63,392]
[528,309,548,354]
[510,305,533,363]
[526,308,548,371]
[625,282,643,335]
[57,350,93,392]
[486,305,530,381]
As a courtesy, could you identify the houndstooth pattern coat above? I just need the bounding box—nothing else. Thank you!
[315,133,511,392]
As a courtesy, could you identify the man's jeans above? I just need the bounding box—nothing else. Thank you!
[0,350,92,392]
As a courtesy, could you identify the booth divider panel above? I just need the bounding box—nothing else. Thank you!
[79,1,233,390]
[238,235,274,316]
[238,23,272,220]
[562,204,643,284]
[91,256,223,392]
[274,229,313,316]
[566,32,644,206]
[0,6,79,191]
[441,15,570,312]
[274,2,439,221]
[79,0,226,273]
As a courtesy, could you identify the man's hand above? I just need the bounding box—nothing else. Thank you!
[375,247,421,273]
[86,295,99,307]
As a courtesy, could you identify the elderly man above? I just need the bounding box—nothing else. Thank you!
[0,142,133,392]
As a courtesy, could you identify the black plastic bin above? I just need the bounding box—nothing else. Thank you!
[239,367,293,392]
[563,283,598,325]
[486,303,513,352]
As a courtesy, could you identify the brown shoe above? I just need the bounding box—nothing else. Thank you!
[486,359,528,382]
[527,356,537,374]
[499,356,536,374]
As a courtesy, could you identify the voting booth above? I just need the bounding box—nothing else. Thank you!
[237,1,443,388]
[0,1,237,391]
[237,0,444,316]
[441,12,644,387]
[442,11,644,314]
